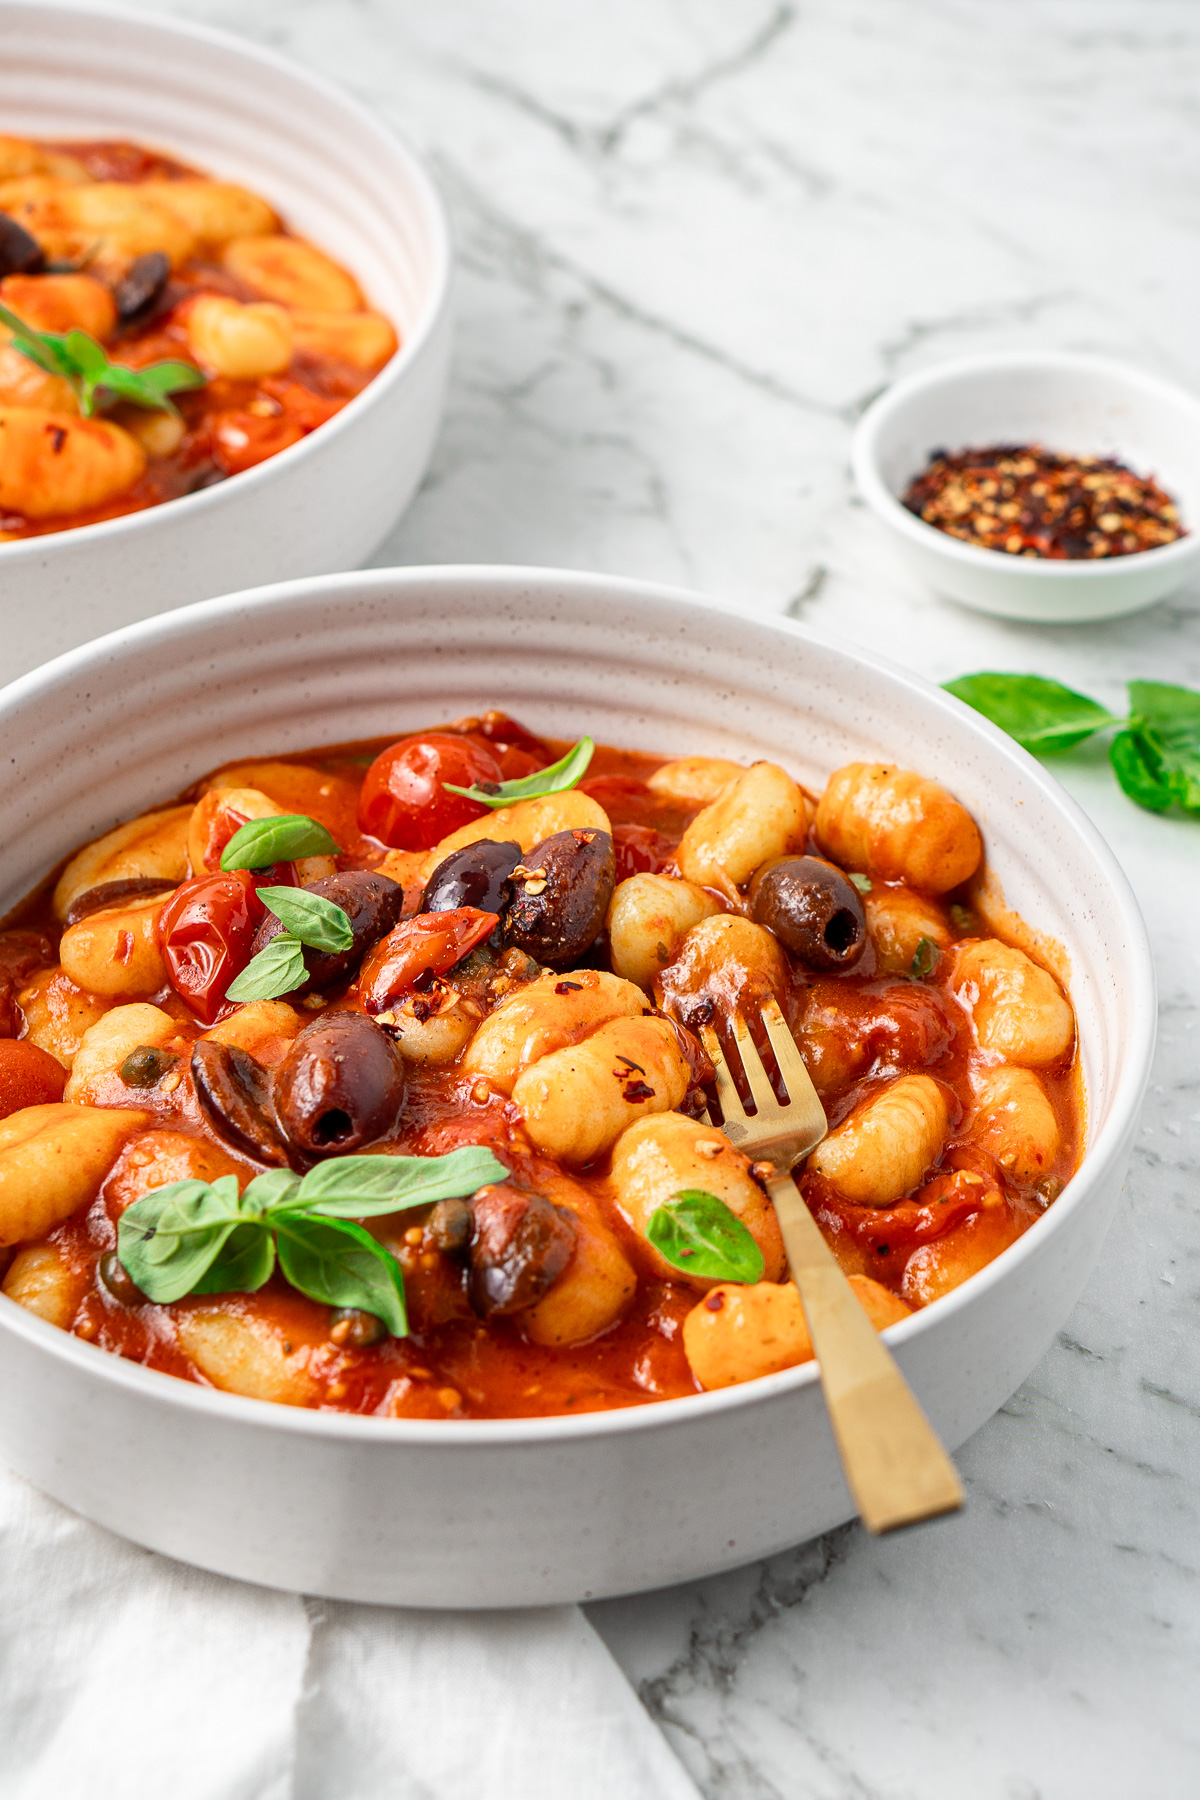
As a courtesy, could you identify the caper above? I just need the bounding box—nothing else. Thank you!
[427,1195,474,1258]
[329,1307,388,1348]
[98,1250,144,1306]
[120,1045,177,1088]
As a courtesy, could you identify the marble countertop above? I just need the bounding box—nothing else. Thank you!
[30,0,1200,1793]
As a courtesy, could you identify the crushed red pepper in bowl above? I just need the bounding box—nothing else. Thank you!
[902,444,1184,560]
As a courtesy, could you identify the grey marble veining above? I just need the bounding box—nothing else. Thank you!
[45,0,1200,1792]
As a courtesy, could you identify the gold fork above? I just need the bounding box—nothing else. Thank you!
[699,1001,964,1534]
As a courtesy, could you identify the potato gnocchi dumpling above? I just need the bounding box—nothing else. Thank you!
[0,713,1080,1419]
[0,135,398,542]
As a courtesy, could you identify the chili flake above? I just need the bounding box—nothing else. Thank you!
[902,444,1184,559]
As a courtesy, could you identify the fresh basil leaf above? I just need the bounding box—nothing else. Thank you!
[443,736,594,809]
[190,1221,275,1295]
[220,814,340,872]
[1110,728,1177,813]
[647,1189,765,1285]
[94,358,205,418]
[242,1168,302,1216]
[295,1145,509,1219]
[64,328,108,379]
[274,1215,407,1335]
[848,872,872,895]
[117,1175,245,1303]
[0,303,205,418]
[908,935,940,980]
[1126,681,1200,813]
[258,886,353,953]
[225,934,307,1003]
[943,673,1120,754]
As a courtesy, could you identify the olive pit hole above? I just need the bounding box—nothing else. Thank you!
[313,1108,354,1146]
[823,909,860,955]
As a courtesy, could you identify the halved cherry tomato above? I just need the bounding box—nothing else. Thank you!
[210,411,305,477]
[357,734,504,852]
[611,823,677,881]
[157,870,265,1024]
[0,1040,67,1119]
[359,908,499,1013]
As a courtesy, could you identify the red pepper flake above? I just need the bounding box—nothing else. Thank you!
[902,443,1184,560]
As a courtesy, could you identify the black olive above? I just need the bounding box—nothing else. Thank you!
[427,1195,474,1258]
[0,211,45,277]
[191,1039,292,1166]
[329,1306,388,1348]
[250,871,404,994]
[467,1185,575,1317]
[98,1250,144,1306]
[749,855,866,972]
[421,839,522,917]
[120,1045,177,1089]
[503,829,615,970]
[65,876,178,927]
[273,1011,405,1155]
[113,251,170,322]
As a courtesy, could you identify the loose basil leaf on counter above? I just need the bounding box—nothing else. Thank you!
[273,1215,407,1336]
[294,1145,507,1218]
[225,933,307,1003]
[443,736,595,808]
[942,672,1120,754]
[118,1175,246,1303]
[258,886,353,953]
[0,301,205,417]
[1124,681,1200,814]
[220,813,340,872]
[647,1189,765,1285]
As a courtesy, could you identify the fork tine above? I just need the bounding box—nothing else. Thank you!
[760,1000,811,1098]
[699,1024,746,1122]
[732,1013,777,1115]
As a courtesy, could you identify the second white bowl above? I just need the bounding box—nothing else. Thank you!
[0,2,452,684]
[852,351,1200,621]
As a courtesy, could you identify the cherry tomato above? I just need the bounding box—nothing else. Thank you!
[157,870,265,1025]
[210,411,305,477]
[612,823,677,882]
[466,734,542,781]
[0,1039,67,1119]
[359,908,499,1013]
[357,734,504,852]
[469,711,549,763]
[579,775,655,822]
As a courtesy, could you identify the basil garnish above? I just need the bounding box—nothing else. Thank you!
[220,814,340,872]
[117,1145,508,1334]
[647,1188,765,1285]
[908,935,940,980]
[0,301,205,418]
[443,736,595,809]
[258,886,353,954]
[225,934,306,1003]
[944,671,1200,819]
[848,872,872,895]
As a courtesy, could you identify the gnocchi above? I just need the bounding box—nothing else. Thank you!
[815,763,983,893]
[952,939,1074,1067]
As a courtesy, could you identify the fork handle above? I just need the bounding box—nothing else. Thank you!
[768,1174,964,1534]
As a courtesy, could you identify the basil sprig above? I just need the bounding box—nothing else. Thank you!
[945,672,1200,818]
[220,814,340,872]
[225,887,353,1004]
[647,1188,765,1285]
[0,301,205,418]
[117,1145,507,1333]
[443,736,595,809]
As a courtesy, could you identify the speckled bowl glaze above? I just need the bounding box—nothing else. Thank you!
[0,568,1155,1606]
[0,2,451,684]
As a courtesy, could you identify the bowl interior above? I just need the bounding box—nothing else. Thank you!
[869,358,1200,539]
[0,2,443,337]
[0,568,1152,1220]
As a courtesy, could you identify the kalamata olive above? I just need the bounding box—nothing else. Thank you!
[329,1306,388,1348]
[0,211,45,277]
[98,1250,144,1306]
[65,876,178,927]
[503,829,615,970]
[120,1045,177,1089]
[421,840,522,917]
[251,870,404,994]
[749,855,866,971]
[273,1011,405,1155]
[191,1038,291,1166]
[467,1184,575,1317]
[114,250,170,321]
[426,1195,474,1257]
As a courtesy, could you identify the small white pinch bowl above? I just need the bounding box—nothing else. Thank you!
[0,2,451,684]
[0,568,1154,1607]
[852,351,1200,622]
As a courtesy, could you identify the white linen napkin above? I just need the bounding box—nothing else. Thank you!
[0,1463,698,1800]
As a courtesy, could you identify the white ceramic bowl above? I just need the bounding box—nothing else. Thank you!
[852,351,1200,621]
[0,567,1155,1607]
[0,3,451,684]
